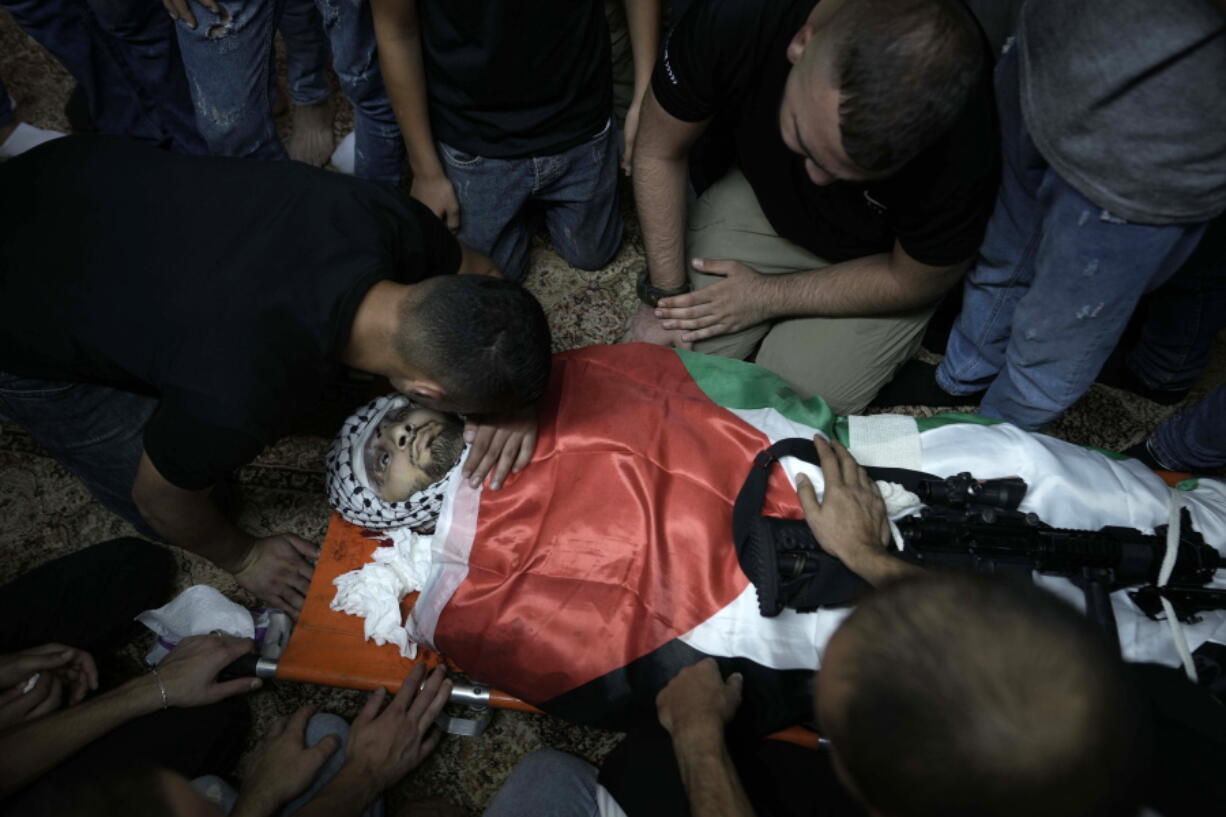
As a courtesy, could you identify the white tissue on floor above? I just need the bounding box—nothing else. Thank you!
[331,528,433,659]
[0,122,66,159]
[137,585,255,665]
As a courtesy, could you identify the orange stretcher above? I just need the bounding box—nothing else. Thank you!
[247,512,820,746]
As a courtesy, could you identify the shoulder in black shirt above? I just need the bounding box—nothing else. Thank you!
[652,0,1000,267]
[0,136,462,489]
[419,0,613,159]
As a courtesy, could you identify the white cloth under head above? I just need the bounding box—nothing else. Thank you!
[326,394,466,531]
[330,528,435,658]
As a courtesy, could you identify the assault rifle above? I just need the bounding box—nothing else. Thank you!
[895,473,1223,652]
[742,459,1224,652]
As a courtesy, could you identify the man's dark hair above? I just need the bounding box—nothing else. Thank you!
[825,573,1145,817]
[398,275,552,412]
[825,0,987,172]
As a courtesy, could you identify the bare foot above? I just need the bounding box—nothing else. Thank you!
[288,96,336,167]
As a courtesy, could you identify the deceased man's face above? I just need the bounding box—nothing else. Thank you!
[363,406,465,502]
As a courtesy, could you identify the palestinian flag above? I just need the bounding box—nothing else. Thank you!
[404,344,1226,732]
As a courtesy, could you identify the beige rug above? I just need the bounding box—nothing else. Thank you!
[2,11,1222,815]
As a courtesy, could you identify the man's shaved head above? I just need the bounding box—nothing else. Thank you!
[394,275,551,413]
[818,573,1144,817]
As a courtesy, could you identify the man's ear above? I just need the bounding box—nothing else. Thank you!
[401,378,446,404]
[787,20,817,65]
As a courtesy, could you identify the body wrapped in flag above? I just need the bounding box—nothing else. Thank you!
[328,344,1226,733]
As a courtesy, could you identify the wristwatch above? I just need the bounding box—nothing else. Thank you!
[636,266,691,308]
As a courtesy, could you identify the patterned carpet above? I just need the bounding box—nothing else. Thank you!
[2,11,1222,815]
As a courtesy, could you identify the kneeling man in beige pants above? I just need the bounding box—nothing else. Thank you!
[624,0,1000,413]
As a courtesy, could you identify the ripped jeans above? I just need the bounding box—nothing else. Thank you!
[438,118,623,282]
[937,44,1207,430]
[173,0,404,183]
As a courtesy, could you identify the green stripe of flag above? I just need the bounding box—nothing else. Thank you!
[677,349,836,435]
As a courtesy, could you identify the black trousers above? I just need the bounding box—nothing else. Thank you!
[0,537,173,654]
[0,538,249,815]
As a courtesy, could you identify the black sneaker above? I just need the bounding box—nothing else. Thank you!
[1122,439,1163,470]
[1096,353,1190,406]
[871,360,987,408]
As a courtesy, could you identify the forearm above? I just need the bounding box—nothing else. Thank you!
[633,152,690,290]
[134,454,253,572]
[623,0,660,104]
[371,0,445,179]
[763,253,966,319]
[846,547,923,587]
[671,727,757,817]
[0,676,160,796]
[231,797,279,817]
[272,766,381,817]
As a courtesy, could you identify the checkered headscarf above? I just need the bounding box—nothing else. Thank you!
[325,394,466,531]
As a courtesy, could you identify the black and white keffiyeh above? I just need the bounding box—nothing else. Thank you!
[325,394,466,531]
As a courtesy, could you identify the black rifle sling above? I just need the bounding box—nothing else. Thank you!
[732,437,937,550]
[732,437,939,616]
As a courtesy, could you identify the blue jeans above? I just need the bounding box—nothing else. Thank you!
[1125,215,1226,393]
[937,44,1207,430]
[174,0,404,182]
[1149,385,1226,472]
[279,0,331,107]
[1,0,204,153]
[0,373,155,533]
[484,749,600,817]
[439,118,624,282]
[194,714,385,817]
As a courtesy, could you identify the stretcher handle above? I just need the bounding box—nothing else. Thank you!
[216,657,498,736]
[219,653,280,681]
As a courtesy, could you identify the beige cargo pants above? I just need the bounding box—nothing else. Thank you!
[687,168,934,414]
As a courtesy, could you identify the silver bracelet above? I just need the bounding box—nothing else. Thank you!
[150,666,169,710]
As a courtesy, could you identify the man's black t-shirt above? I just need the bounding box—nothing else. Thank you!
[599,724,864,817]
[419,0,612,159]
[653,0,1000,266]
[0,136,461,490]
